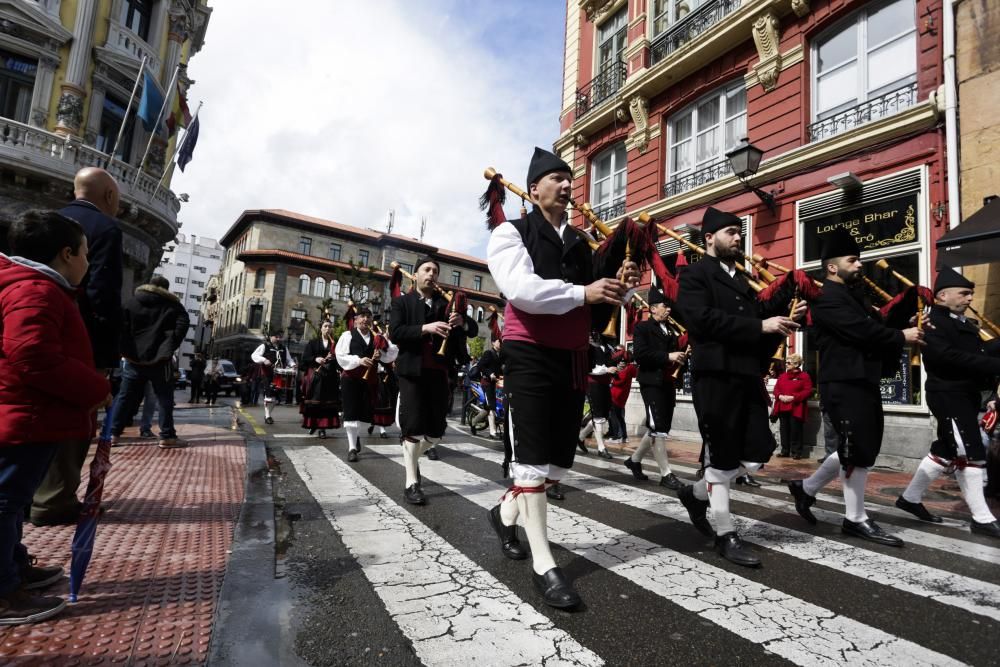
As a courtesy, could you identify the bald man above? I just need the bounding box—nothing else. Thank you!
[31,167,124,526]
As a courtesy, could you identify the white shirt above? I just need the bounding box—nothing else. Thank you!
[487,220,586,316]
[250,342,295,368]
[719,261,738,279]
[335,329,399,371]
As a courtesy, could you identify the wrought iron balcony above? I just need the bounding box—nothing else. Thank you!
[663,159,731,197]
[592,198,627,222]
[576,61,627,120]
[808,83,919,142]
[650,0,743,66]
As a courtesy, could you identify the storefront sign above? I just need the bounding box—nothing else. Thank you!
[803,194,919,263]
[880,350,912,405]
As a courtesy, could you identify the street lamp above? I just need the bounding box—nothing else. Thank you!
[370,295,383,320]
[726,139,776,214]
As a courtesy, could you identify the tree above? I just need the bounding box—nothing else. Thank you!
[467,335,485,360]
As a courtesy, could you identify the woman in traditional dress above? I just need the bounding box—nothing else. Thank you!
[299,320,342,438]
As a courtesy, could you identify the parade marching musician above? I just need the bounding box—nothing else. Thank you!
[675,207,805,567]
[299,319,342,440]
[625,285,686,490]
[895,266,1000,537]
[486,147,639,608]
[336,306,399,462]
[389,257,477,504]
[577,330,618,460]
[250,331,296,425]
[787,227,922,546]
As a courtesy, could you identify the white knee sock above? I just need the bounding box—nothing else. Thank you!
[803,452,841,497]
[593,421,607,453]
[740,461,762,475]
[487,411,497,436]
[902,455,947,503]
[841,466,869,523]
[692,477,709,501]
[345,421,360,452]
[631,431,652,463]
[652,437,672,477]
[379,426,387,435]
[578,421,593,442]
[402,439,421,488]
[263,400,272,419]
[519,480,557,575]
[956,465,996,524]
[704,467,740,535]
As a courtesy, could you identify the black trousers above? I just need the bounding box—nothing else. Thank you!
[639,383,676,435]
[927,390,986,461]
[503,341,585,469]
[189,377,203,403]
[820,381,883,468]
[587,381,611,420]
[398,371,449,439]
[692,372,775,470]
[341,376,374,423]
[778,413,804,456]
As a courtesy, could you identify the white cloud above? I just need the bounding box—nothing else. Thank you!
[171,1,564,258]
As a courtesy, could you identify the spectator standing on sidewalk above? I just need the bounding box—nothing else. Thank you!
[771,354,813,459]
[110,275,190,449]
[608,354,637,444]
[188,352,206,404]
[0,210,112,624]
[203,359,222,406]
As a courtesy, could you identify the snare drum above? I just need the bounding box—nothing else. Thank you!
[272,367,296,390]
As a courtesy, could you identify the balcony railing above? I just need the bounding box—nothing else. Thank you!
[0,117,180,224]
[808,83,920,142]
[650,0,743,65]
[576,61,627,120]
[663,159,731,197]
[105,20,162,75]
[592,198,626,222]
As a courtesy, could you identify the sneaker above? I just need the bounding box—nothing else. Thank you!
[138,428,156,439]
[21,558,63,591]
[158,438,188,449]
[0,588,66,625]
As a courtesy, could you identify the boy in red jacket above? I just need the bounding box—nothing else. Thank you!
[0,210,111,625]
[771,353,813,459]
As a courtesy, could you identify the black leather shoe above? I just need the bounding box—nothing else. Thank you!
[623,458,649,481]
[735,474,761,488]
[379,432,389,439]
[596,449,613,460]
[546,483,565,501]
[787,480,817,525]
[532,567,582,609]
[715,532,761,567]
[895,496,942,523]
[576,440,588,455]
[404,483,426,505]
[971,520,1000,538]
[776,451,788,458]
[678,485,713,537]
[425,447,439,461]
[347,449,358,463]
[659,473,685,491]
[842,519,903,547]
[264,417,274,425]
[488,505,528,560]
[367,424,375,435]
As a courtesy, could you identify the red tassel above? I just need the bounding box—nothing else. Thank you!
[479,174,508,230]
[488,309,503,341]
[389,266,403,298]
[343,302,356,331]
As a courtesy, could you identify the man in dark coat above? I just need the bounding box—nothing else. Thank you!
[895,267,1000,537]
[30,167,123,526]
[109,275,190,449]
[787,227,921,546]
[188,352,206,404]
[675,207,804,567]
[389,256,477,504]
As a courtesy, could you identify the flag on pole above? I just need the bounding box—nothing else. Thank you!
[177,115,200,172]
[137,68,165,133]
[166,80,191,136]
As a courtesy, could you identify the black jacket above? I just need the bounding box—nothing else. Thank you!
[188,357,206,381]
[810,279,904,385]
[677,255,784,377]
[120,285,190,365]
[633,319,679,387]
[922,304,1000,393]
[389,290,478,377]
[476,348,502,380]
[302,337,337,371]
[60,200,123,368]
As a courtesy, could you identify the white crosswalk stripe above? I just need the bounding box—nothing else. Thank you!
[369,444,965,667]
[443,442,1000,622]
[284,446,603,667]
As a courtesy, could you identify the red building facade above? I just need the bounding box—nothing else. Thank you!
[558,0,948,464]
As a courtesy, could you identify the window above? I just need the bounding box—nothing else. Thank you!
[328,243,342,261]
[330,279,341,299]
[95,95,135,162]
[299,236,312,255]
[175,277,186,284]
[360,285,370,302]
[596,8,627,71]
[121,0,153,40]
[210,254,220,259]
[358,249,369,267]
[399,262,414,275]
[176,263,187,268]
[313,277,326,297]
[811,0,917,135]
[173,292,184,299]
[0,49,35,124]
[591,143,627,219]
[666,82,746,195]
[195,266,206,273]
[254,269,266,289]
[467,305,474,318]
[192,280,205,287]
[248,304,264,329]
[187,308,199,316]
[298,274,310,294]
[473,275,482,291]
[477,307,485,323]
[652,0,704,37]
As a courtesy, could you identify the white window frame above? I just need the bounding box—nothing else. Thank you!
[590,142,627,218]
[313,276,326,297]
[298,274,310,295]
[666,80,746,186]
[650,0,704,40]
[330,279,341,299]
[595,6,628,75]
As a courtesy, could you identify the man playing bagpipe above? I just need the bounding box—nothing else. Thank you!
[578,330,618,460]
[389,257,478,505]
[335,306,399,462]
[486,147,640,608]
[625,285,687,490]
[250,331,296,425]
[787,227,922,546]
[676,207,806,567]
[895,266,1000,537]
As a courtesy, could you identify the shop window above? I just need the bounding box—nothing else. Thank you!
[591,143,627,220]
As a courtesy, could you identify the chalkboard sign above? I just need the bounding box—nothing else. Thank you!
[803,193,919,263]
[880,349,912,404]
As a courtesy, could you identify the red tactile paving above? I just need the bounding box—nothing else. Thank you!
[1,419,245,665]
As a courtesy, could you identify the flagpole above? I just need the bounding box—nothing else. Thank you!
[107,54,147,168]
[133,64,180,187]
[155,100,202,193]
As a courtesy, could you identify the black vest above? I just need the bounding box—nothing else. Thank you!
[261,342,287,364]
[509,209,593,286]
[349,329,375,358]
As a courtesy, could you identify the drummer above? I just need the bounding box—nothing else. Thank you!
[251,331,297,425]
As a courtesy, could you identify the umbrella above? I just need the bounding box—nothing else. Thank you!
[68,403,116,602]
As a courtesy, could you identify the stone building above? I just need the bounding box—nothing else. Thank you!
[156,232,222,362]
[0,0,211,295]
[210,209,502,370]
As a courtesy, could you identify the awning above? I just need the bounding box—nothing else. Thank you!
[936,197,1000,267]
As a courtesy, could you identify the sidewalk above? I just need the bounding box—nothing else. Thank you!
[0,405,246,665]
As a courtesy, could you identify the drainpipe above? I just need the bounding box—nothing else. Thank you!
[943,0,961,229]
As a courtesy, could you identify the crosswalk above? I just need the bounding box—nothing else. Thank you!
[280,433,1000,667]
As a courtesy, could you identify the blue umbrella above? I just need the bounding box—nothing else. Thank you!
[68,404,116,602]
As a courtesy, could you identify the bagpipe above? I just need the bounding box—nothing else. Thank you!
[388,261,468,357]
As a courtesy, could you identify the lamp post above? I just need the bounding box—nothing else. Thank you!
[726,139,776,214]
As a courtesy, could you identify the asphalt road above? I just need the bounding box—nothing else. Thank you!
[224,400,1000,667]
